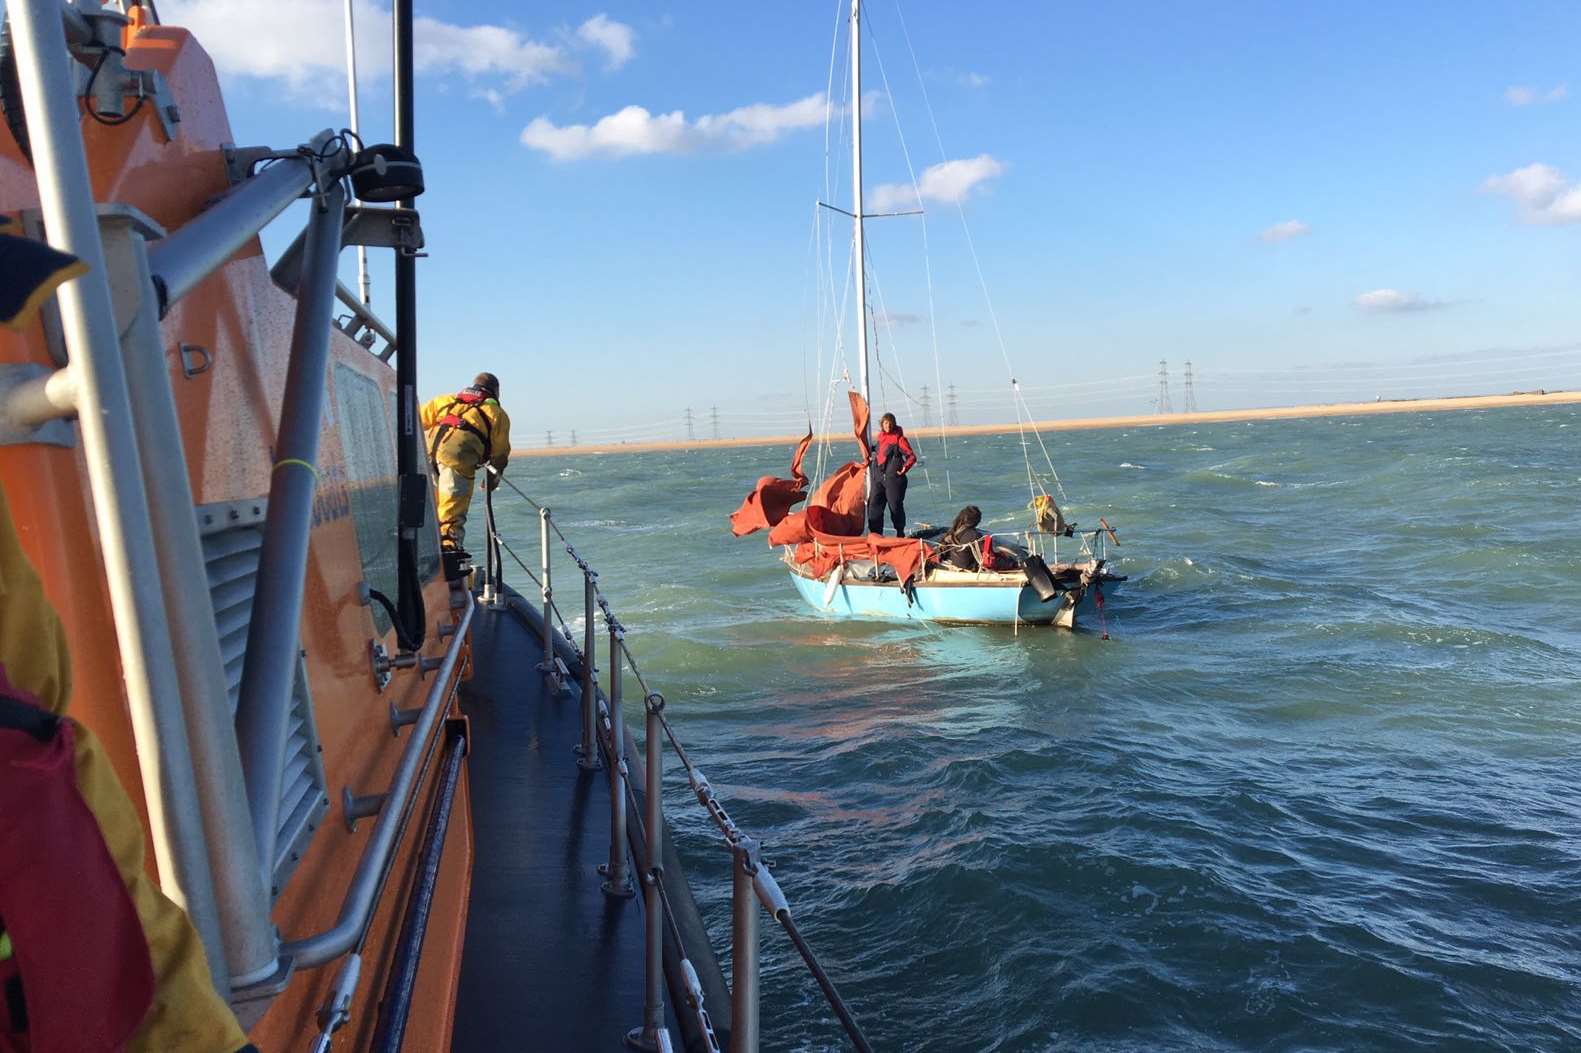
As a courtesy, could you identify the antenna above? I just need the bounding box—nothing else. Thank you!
[1182,361,1198,414]
[684,407,696,442]
[1155,360,1173,414]
[946,384,960,427]
[710,405,720,440]
[918,384,933,428]
[342,0,369,305]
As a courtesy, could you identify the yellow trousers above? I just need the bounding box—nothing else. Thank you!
[435,463,475,550]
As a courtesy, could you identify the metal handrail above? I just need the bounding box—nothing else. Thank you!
[8,0,228,990]
[481,484,871,1053]
[279,594,475,968]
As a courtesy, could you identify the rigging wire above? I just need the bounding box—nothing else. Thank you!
[861,2,952,497]
[888,0,1077,534]
[862,240,935,489]
[804,199,821,425]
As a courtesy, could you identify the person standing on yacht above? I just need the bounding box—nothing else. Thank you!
[867,412,917,536]
[420,372,512,555]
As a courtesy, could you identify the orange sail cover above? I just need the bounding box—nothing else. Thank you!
[793,531,932,584]
[731,392,878,549]
[729,429,813,536]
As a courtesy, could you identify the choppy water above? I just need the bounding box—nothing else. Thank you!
[492,406,1581,1052]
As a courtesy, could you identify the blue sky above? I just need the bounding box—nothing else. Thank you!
[165,1,1581,441]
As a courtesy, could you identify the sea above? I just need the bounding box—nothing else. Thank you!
[491,404,1580,1052]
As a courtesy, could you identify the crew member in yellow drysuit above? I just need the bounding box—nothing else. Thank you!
[0,484,252,1052]
[420,372,512,554]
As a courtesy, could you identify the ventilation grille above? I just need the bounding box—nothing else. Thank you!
[199,500,329,899]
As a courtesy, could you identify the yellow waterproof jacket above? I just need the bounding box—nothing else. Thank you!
[0,487,247,1052]
[420,390,512,478]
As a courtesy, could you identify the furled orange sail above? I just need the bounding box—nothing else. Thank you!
[729,429,814,536]
[848,389,871,464]
[741,392,873,545]
[730,388,879,543]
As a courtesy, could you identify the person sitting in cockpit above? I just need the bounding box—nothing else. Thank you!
[936,505,1012,570]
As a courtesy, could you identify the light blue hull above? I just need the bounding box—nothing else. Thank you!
[788,570,1104,627]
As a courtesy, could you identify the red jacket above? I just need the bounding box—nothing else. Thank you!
[873,428,917,475]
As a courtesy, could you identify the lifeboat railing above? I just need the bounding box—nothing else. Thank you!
[1,0,308,995]
[4,0,442,1003]
[478,469,874,1053]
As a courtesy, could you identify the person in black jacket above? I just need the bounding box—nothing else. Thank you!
[867,413,917,535]
[935,505,1024,571]
[937,505,986,568]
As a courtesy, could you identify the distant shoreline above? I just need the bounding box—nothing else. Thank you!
[515,389,1581,459]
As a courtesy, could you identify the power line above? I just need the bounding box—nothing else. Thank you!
[683,407,696,442]
[1183,360,1198,414]
[545,430,554,448]
[570,430,577,447]
[710,405,720,440]
[918,384,933,427]
[1155,359,1173,414]
[945,384,960,426]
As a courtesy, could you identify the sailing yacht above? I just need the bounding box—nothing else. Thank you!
[731,0,1124,630]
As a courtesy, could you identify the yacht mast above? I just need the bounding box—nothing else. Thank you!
[850,0,872,481]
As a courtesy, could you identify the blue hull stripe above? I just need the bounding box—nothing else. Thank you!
[788,571,1107,626]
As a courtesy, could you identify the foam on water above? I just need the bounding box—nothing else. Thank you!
[494,406,1581,1051]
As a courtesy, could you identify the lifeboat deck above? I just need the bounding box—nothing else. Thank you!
[451,598,667,1050]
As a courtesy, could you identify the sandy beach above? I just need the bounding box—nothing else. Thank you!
[515,389,1581,459]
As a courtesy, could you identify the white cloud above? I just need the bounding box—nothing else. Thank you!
[415,17,565,85]
[869,154,1005,212]
[1259,219,1311,243]
[959,71,989,89]
[1353,289,1448,313]
[1504,83,1567,106]
[521,92,829,160]
[577,14,635,70]
[1482,163,1581,225]
[161,0,570,101]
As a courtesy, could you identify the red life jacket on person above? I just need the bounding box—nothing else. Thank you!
[979,533,1000,571]
[0,664,155,1052]
[872,428,916,475]
[427,386,496,470]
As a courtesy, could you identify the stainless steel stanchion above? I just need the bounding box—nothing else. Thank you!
[627,692,670,1050]
[729,836,761,1053]
[538,507,553,669]
[599,625,633,897]
[576,570,599,769]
